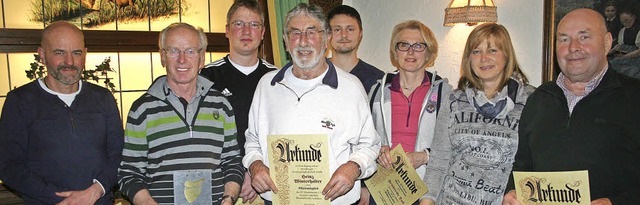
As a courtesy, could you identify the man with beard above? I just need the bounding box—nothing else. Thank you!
[327,5,384,94]
[0,21,124,204]
[243,3,380,204]
[199,1,276,203]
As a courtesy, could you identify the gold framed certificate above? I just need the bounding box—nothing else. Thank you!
[513,170,590,205]
[365,145,428,205]
[267,134,330,205]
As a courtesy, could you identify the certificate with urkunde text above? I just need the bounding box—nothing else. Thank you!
[513,170,590,205]
[268,134,330,205]
[365,145,428,205]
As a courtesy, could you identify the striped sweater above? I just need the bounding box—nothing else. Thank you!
[118,76,244,204]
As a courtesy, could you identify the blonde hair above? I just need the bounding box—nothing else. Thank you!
[389,20,438,69]
[458,23,528,90]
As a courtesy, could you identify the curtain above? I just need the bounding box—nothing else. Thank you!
[267,0,308,67]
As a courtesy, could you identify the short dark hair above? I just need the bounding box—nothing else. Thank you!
[227,0,265,24]
[327,5,362,30]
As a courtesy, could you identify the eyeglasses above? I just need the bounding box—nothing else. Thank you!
[396,42,428,52]
[287,29,325,40]
[230,20,263,29]
[162,48,202,58]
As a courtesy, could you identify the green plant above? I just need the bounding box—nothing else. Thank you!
[25,54,117,93]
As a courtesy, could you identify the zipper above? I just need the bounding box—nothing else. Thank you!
[66,104,76,133]
[188,94,206,138]
[406,100,411,127]
[278,82,324,102]
[405,88,418,127]
[163,94,205,139]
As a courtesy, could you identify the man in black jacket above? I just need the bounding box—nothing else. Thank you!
[503,8,640,205]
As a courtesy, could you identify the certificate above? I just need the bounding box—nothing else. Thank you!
[365,145,428,205]
[513,170,590,205]
[267,134,330,205]
[173,170,212,205]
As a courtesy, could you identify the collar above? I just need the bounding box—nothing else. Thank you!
[389,71,431,92]
[556,64,608,96]
[270,58,338,89]
[38,78,83,96]
[161,76,211,99]
[466,78,519,118]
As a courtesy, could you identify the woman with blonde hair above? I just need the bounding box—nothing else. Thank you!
[420,23,535,205]
[367,20,452,205]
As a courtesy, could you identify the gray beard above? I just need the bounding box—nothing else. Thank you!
[292,47,325,70]
[51,66,81,85]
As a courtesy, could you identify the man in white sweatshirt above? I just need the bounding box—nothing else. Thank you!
[242,3,380,205]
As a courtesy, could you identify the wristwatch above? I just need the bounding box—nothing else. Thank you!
[221,195,237,204]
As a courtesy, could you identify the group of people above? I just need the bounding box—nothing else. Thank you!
[0,1,639,205]
[603,1,639,58]
[602,1,640,78]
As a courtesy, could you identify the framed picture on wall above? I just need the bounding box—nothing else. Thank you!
[543,0,640,81]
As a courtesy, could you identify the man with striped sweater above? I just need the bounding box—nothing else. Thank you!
[118,23,244,205]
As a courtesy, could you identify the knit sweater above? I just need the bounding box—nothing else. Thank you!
[0,80,123,205]
[118,76,244,204]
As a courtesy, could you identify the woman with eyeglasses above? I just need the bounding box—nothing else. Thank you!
[366,20,452,205]
[419,23,535,205]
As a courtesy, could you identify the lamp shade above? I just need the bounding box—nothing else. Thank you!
[444,0,497,26]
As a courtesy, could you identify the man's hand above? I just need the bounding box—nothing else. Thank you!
[222,181,241,205]
[357,187,371,205]
[249,160,278,194]
[419,198,435,205]
[322,161,360,201]
[377,146,392,169]
[240,171,259,203]
[55,182,103,205]
[502,190,522,205]
[132,189,159,205]
[590,198,612,205]
[406,151,429,169]
[221,196,235,205]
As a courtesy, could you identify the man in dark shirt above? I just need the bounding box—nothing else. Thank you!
[0,21,123,205]
[199,0,276,203]
[327,5,384,94]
